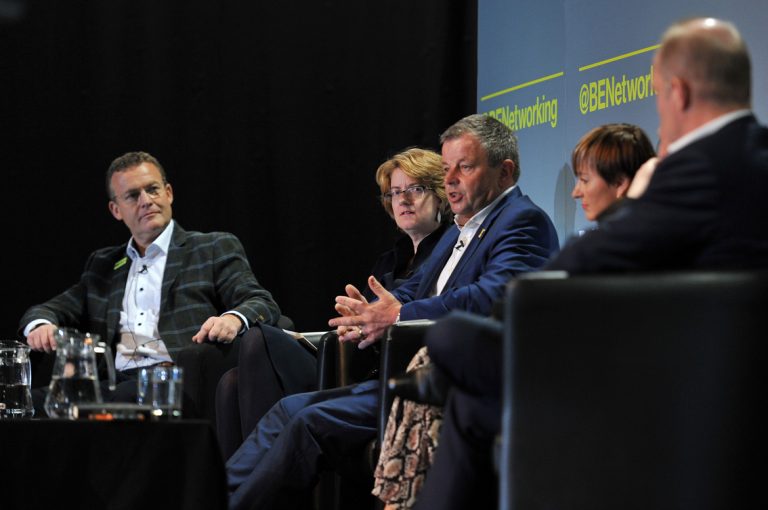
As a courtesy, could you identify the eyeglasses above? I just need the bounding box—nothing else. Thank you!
[112,184,165,204]
[382,185,433,201]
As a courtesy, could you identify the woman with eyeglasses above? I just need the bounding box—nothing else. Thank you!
[372,123,656,510]
[215,147,451,460]
[365,148,452,299]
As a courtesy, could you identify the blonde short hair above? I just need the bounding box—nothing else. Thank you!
[375,147,450,219]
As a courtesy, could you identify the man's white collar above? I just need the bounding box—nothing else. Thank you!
[454,185,517,230]
[667,110,752,155]
[126,220,175,260]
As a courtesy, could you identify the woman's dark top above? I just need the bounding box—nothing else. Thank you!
[363,221,450,302]
[349,221,450,381]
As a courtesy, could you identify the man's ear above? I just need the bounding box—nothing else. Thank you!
[108,200,122,221]
[500,159,516,185]
[671,76,692,112]
[165,182,174,205]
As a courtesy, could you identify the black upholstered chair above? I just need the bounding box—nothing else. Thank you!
[499,271,768,510]
[314,320,433,510]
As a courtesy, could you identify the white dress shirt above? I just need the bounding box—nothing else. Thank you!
[114,220,176,370]
[434,185,516,295]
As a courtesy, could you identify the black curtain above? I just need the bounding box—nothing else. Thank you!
[1,0,476,334]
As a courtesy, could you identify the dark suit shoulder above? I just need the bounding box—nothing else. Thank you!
[84,243,131,276]
[486,188,559,251]
[174,229,240,245]
[89,243,129,259]
[548,115,768,273]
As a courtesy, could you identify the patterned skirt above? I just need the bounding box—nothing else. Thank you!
[371,346,444,510]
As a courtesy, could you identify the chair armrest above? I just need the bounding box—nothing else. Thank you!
[316,331,339,390]
[377,320,434,446]
[276,314,295,331]
[316,331,380,391]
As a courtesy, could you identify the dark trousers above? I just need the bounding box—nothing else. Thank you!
[216,324,319,459]
[226,379,379,510]
[414,311,503,510]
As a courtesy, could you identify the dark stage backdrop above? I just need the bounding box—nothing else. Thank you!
[0,1,476,337]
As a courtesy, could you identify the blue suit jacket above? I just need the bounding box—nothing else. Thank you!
[392,186,559,320]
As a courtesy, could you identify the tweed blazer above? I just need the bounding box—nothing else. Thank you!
[19,224,280,357]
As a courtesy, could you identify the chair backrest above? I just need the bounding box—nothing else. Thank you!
[500,271,768,510]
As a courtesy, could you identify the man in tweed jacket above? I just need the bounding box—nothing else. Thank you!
[20,151,280,404]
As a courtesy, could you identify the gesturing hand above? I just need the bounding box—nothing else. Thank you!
[328,276,402,349]
[333,283,367,339]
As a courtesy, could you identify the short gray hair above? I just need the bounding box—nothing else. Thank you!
[440,114,520,182]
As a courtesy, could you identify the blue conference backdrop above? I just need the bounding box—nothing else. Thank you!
[478,0,768,242]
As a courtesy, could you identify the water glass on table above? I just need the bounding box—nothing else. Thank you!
[0,340,34,419]
[137,365,183,420]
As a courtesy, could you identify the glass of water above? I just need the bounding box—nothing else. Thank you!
[150,366,183,420]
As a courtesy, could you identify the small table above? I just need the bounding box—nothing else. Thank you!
[0,419,227,510]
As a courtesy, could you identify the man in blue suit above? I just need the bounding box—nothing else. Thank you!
[225,114,559,509]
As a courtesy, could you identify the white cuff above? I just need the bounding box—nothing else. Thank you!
[222,311,249,335]
[23,319,53,338]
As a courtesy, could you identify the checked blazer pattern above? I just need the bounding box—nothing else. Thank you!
[19,224,280,357]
